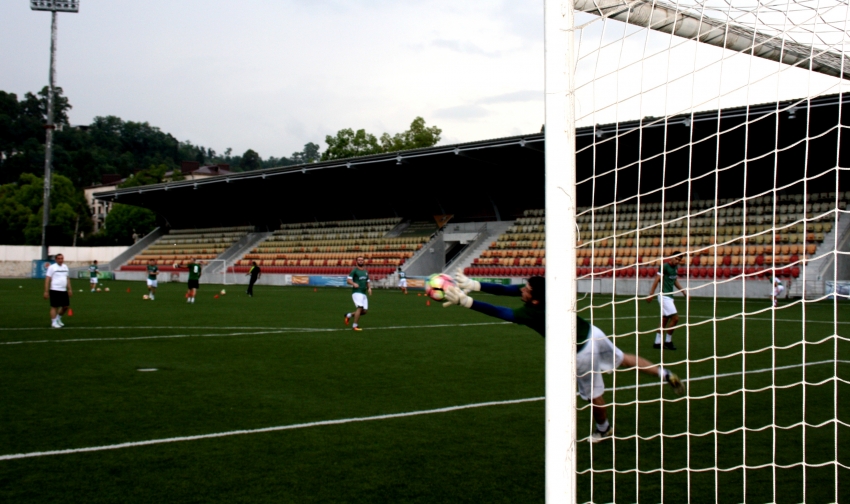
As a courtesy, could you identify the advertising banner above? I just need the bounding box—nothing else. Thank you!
[31,260,54,279]
[825,281,850,299]
[77,271,115,280]
[291,276,310,286]
[471,277,512,285]
[405,278,426,289]
[309,276,349,287]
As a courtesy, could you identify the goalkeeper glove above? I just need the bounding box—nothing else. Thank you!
[454,268,480,293]
[442,286,474,308]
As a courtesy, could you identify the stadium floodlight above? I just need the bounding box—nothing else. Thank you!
[31,0,79,260]
[30,1,78,12]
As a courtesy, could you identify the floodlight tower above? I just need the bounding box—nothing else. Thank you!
[30,0,79,260]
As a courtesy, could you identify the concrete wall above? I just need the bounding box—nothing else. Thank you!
[403,234,445,277]
[0,246,129,278]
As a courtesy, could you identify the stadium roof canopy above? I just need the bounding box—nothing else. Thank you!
[95,94,848,229]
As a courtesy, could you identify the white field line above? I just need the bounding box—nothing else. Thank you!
[606,359,850,392]
[1,360,846,462]
[0,396,544,462]
[0,326,299,331]
[0,322,510,345]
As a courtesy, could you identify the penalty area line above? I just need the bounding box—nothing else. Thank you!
[0,396,544,461]
[0,322,510,345]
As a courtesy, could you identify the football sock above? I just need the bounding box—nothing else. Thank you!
[654,333,662,345]
[353,323,358,328]
[666,333,673,343]
[596,419,610,432]
[657,367,667,379]
[346,313,352,318]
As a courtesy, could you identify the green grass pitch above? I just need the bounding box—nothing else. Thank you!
[0,278,846,503]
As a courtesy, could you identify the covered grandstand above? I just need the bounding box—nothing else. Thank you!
[94,94,849,297]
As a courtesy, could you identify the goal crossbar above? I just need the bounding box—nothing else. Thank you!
[574,0,850,80]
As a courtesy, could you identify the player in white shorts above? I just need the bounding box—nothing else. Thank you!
[772,273,785,307]
[146,259,159,300]
[443,271,684,443]
[397,267,408,294]
[647,252,687,350]
[89,260,99,292]
[344,256,371,331]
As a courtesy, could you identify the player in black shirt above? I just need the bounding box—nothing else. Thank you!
[246,261,261,297]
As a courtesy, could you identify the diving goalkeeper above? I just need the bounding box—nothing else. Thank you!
[443,270,684,443]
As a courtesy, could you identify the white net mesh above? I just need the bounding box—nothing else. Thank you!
[568,1,849,501]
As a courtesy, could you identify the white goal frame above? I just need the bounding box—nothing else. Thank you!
[544,0,848,502]
[203,259,230,285]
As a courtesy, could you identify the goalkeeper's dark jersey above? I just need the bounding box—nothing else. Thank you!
[470,283,591,350]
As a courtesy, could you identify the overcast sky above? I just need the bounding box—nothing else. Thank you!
[1,0,548,159]
[3,1,847,161]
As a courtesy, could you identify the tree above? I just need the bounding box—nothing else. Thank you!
[101,203,156,245]
[287,142,321,165]
[379,117,441,152]
[320,118,441,161]
[321,128,383,161]
[0,172,92,245]
[239,149,262,171]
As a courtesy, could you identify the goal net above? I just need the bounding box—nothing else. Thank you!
[545,0,849,501]
[203,259,230,285]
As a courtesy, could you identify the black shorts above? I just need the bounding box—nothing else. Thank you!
[188,279,200,290]
[49,290,70,308]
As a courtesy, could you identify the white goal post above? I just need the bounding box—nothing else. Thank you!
[202,259,230,285]
[545,0,848,502]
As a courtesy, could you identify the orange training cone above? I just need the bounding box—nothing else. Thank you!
[126,288,131,293]
[314,288,317,292]
[67,309,73,316]
[214,294,219,299]
[426,300,430,306]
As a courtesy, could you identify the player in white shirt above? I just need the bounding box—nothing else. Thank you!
[397,267,408,294]
[43,253,73,328]
[772,273,785,307]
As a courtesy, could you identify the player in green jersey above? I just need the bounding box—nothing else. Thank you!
[344,256,371,331]
[647,252,687,350]
[443,270,684,442]
[397,267,408,294]
[146,259,160,300]
[89,260,99,292]
[175,258,203,304]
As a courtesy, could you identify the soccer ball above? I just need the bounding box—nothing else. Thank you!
[220,289,226,295]
[104,287,110,292]
[143,295,149,300]
[425,273,455,301]
[96,288,102,292]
